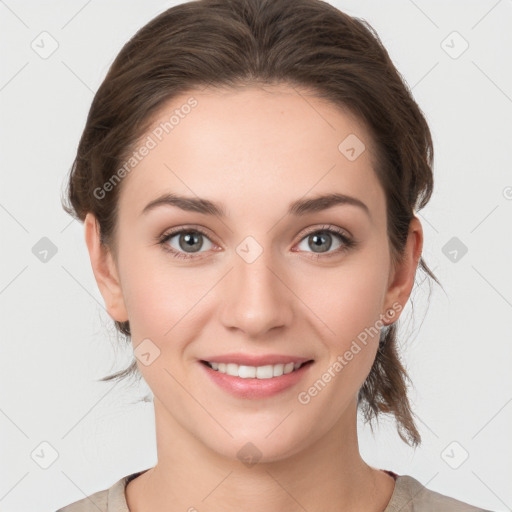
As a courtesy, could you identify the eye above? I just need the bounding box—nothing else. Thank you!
[294,224,355,259]
[158,227,215,260]
[157,224,356,261]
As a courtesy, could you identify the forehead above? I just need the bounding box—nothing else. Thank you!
[117,84,385,221]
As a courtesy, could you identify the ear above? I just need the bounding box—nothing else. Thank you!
[84,212,128,323]
[382,215,423,322]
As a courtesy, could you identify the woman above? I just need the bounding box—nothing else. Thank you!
[57,0,492,510]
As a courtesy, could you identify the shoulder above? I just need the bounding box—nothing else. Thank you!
[385,474,493,512]
[55,469,146,512]
[55,486,109,512]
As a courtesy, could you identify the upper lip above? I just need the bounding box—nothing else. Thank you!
[200,353,314,366]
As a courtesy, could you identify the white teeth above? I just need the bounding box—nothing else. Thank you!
[240,365,257,378]
[206,361,306,379]
[256,365,274,379]
[273,364,284,377]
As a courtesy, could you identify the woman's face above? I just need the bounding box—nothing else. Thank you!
[86,84,420,462]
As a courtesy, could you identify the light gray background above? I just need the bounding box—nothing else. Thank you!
[1,1,511,511]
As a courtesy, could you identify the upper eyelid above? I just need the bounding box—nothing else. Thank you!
[297,224,351,239]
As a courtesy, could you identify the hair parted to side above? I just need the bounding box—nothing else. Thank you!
[61,0,440,448]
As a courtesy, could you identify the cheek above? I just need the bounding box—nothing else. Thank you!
[116,242,173,337]
[303,242,390,391]
[117,243,214,342]
[303,263,389,405]
[308,247,390,340]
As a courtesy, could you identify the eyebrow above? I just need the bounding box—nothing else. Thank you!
[141,192,370,219]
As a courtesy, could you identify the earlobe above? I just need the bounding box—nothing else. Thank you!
[84,213,129,322]
[383,216,424,323]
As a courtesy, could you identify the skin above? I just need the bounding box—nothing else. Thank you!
[84,83,423,512]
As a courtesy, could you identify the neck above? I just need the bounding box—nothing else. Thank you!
[125,397,395,512]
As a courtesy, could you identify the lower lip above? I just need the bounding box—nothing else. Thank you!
[199,361,314,399]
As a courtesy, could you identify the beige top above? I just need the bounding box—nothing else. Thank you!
[55,468,492,511]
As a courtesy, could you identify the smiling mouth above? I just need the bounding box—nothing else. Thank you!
[200,360,314,379]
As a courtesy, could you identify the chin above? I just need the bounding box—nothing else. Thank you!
[200,425,316,466]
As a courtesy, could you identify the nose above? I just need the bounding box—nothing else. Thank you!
[219,246,293,338]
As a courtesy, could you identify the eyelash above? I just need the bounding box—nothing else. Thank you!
[157,224,356,261]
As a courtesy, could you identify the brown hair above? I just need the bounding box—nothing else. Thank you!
[62,0,439,448]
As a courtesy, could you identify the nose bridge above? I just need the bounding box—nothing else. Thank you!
[220,238,292,336]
